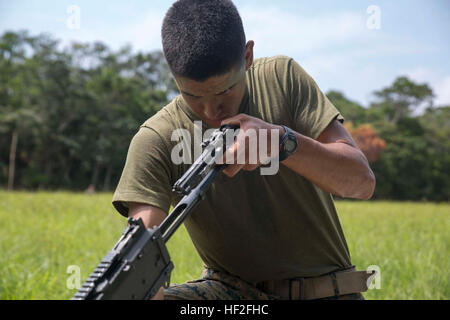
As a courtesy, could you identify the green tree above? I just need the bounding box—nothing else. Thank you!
[0,31,44,189]
[0,31,176,191]
[370,76,434,123]
[326,90,367,125]
[359,76,450,201]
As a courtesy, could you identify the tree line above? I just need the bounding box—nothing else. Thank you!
[327,80,449,201]
[1,31,448,201]
[0,30,177,192]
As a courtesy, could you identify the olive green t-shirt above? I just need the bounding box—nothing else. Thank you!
[112,56,352,282]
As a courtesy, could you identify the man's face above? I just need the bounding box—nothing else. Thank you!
[174,41,254,128]
[175,66,246,128]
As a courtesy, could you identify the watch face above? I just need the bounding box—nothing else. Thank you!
[285,139,297,152]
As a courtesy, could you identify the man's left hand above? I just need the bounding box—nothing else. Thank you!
[220,114,283,177]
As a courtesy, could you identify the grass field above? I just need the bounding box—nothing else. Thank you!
[0,191,448,300]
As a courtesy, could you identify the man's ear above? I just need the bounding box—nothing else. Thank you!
[244,40,254,71]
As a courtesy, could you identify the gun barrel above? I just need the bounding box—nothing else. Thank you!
[161,165,224,243]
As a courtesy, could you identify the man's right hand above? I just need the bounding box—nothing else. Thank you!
[128,202,168,300]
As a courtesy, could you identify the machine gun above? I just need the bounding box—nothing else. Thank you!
[72,124,239,300]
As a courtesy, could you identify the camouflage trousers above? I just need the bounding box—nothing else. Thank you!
[163,268,364,300]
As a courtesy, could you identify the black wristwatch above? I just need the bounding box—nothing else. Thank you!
[278,125,298,161]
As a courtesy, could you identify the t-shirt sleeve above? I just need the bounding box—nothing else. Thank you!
[112,126,173,217]
[288,59,344,139]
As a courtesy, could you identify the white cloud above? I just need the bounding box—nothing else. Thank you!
[120,10,165,52]
[405,68,450,107]
[240,6,367,57]
[237,5,448,110]
[56,8,165,53]
[434,77,450,106]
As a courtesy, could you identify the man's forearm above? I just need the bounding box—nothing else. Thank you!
[282,132,376,200]
[128,203,168,229]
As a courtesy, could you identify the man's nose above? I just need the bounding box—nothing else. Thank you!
[203,99,223,119]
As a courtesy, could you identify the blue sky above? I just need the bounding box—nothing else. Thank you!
[1,0,449,110]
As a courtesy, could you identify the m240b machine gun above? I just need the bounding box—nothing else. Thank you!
[72,124,239,300]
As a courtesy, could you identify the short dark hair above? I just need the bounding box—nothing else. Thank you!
[162,0,246,81]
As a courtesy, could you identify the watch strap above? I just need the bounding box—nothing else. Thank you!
[279,125,292,161]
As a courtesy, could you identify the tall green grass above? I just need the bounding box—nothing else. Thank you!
[338,201,449,299]
[0,191,448,299]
